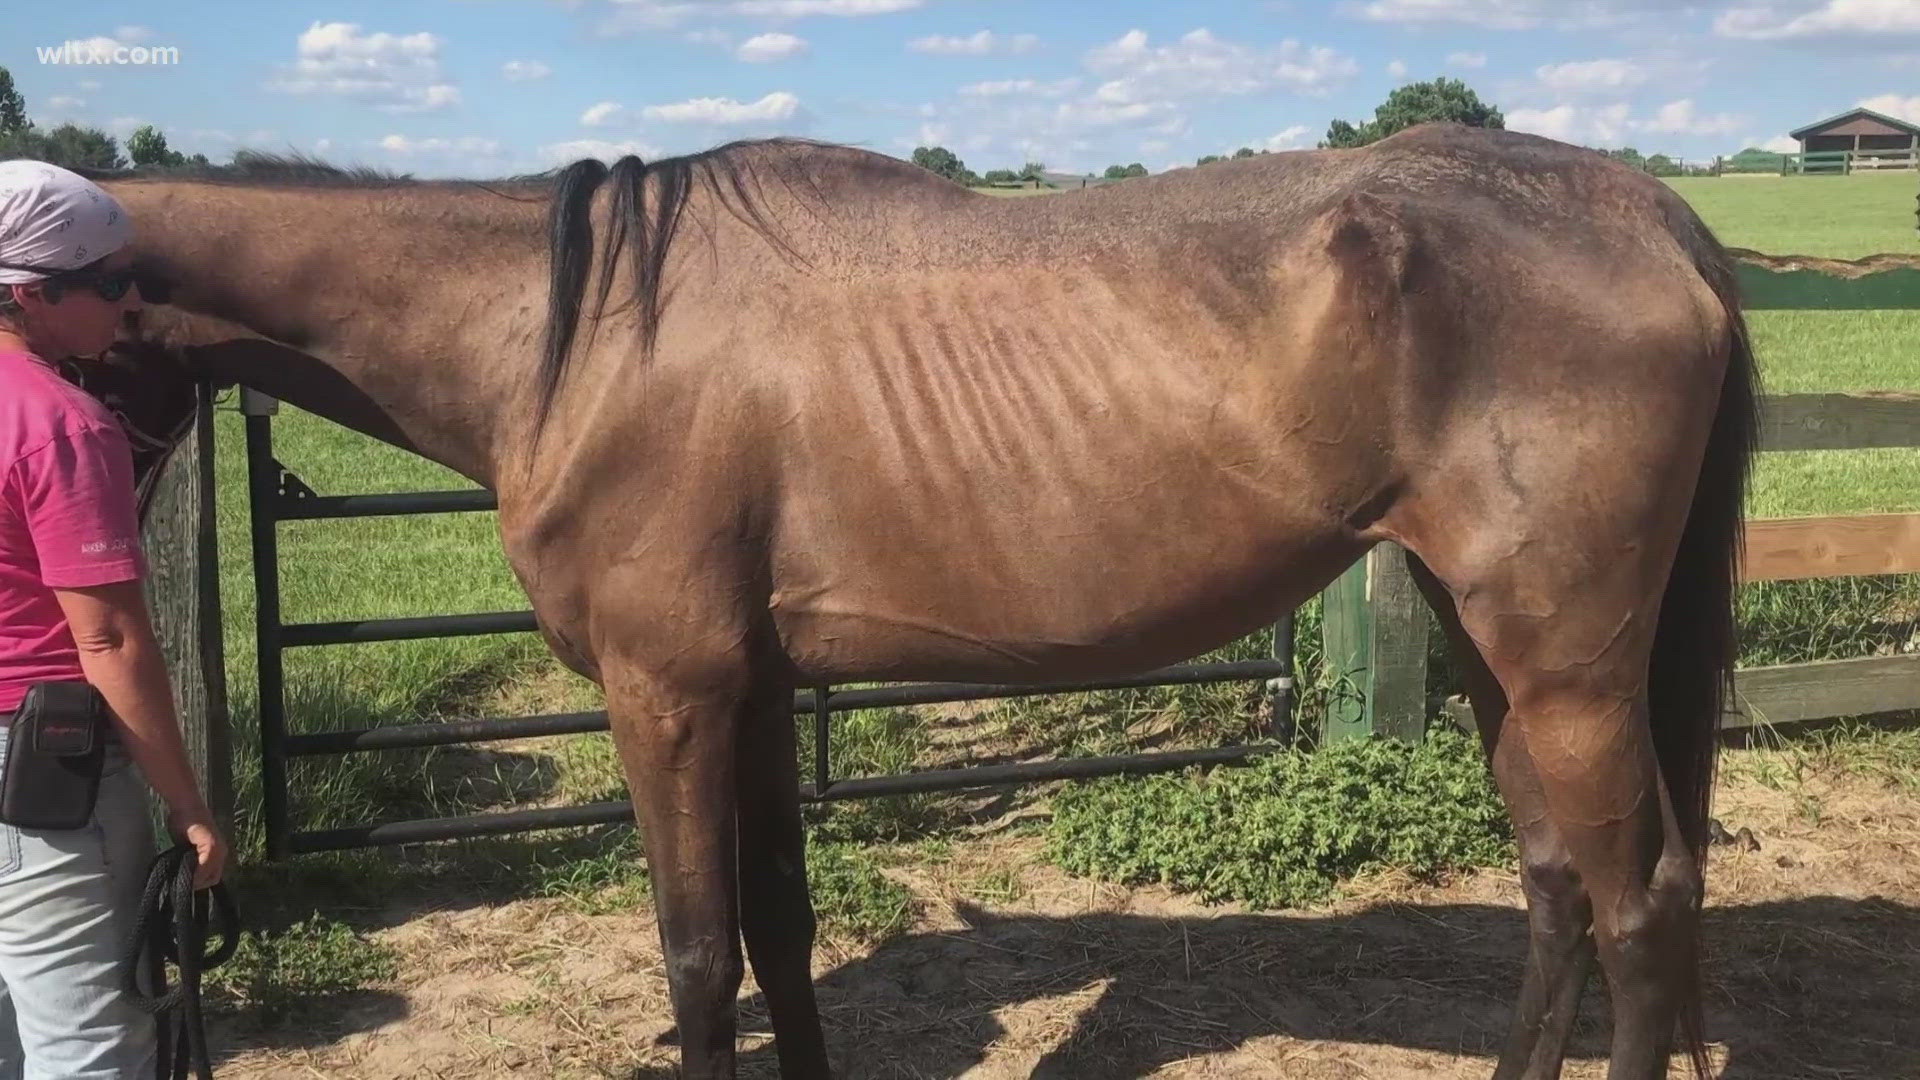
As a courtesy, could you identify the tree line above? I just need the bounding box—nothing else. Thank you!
[0,64,206,170]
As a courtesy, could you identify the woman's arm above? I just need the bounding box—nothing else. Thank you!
[51,580,227,887]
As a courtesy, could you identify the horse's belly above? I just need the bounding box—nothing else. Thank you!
[768,482,1363,685]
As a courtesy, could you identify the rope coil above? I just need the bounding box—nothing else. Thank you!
[120,843,241,1080]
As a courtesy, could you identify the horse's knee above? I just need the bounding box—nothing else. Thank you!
[665,932,746,1005]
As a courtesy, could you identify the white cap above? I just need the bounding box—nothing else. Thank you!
[0,159,134,284]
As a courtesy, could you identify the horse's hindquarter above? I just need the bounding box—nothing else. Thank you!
[759,248,1384,685]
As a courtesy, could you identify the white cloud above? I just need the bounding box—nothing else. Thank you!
[601,0,920,32]
[1716,0,1920,40]
[1339,0,1672,29]
[269,21,461,113]
[1086,28,1358,102]
[580,100,627,126]
[379,134,504,155]
[539,137,663,164]
[502,59,552,81]
[1636,98,1743,136]
[315,137,333,152]
[686,28,734,46]
[1447,50,1487,67]
[1534,58,1650,93]
[642,90,801,123]
[1507,98,1744,144]
[1758,134,1800,152]
[45,95,86,110]
[958,77,1079,97]
[1387,58,1409,77]
[908,30,1039,55]
[113,26,154,44]
[737,31,809,61]
[78,80,101,91]
[1507,102,1632,143]
[1265,124,1313,150]
[1859,93,1920,123]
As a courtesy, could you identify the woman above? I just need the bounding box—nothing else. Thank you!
[0,159,227,1078]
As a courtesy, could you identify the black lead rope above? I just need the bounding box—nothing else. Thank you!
[120,843,241,1080]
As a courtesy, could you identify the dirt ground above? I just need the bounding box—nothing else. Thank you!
[213,763,1919,1080]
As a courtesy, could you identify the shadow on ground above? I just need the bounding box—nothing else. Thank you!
[615,895,1918,1079]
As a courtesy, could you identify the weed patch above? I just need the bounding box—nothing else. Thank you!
[1047,728,1510,909]
[208,914,399,1024]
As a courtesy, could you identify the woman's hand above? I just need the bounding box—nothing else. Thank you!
[170,811,229,889]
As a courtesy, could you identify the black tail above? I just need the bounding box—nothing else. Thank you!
[1651,198,1761,1078]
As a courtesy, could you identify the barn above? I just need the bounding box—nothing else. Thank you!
[1790,107,1920,157]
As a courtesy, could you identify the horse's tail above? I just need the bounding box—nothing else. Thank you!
[1650,195,1761,1078]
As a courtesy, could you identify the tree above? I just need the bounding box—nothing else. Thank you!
[1320,77,1504,149]
[910,145,978,185]
[1232,146,1258,158]
[981,168,1018,184]
[128,124,186,168]
[1018,160,1046,181]
[0,67,25,136]
[1196,153,1224,166]
[1606,147,1646,170]
[1644,153,1676,176]
[32,123,124,170]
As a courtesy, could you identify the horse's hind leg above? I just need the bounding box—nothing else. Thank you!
[1408,554,1595,1080]
[1401,530,1703,1080]
[736,670,832,1078]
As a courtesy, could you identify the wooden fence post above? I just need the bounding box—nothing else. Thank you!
[1319,542,1430,743]
[139,382,231,833]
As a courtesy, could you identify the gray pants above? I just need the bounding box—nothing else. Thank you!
[0,727,158,1079]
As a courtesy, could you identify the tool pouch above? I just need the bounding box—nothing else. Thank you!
[0,681,107,830]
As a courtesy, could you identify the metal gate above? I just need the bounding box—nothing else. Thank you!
[243,391,1298,859]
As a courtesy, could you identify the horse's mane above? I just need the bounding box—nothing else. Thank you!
[63,148,571,189]
[538,137,842,426]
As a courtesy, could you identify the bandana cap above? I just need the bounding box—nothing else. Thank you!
[0,160,134,285]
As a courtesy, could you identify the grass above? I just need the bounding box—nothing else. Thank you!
[1665,172,1920,260]
[169,167,1920,986]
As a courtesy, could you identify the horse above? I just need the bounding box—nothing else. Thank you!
[96,121,1757,1079]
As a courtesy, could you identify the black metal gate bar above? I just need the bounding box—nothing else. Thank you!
[245,400,1302,858]
[276,658,1297,759]
[277,489,499,520]
[290,741,1280,853]
[242,392,294,858]
[281,610,538,647]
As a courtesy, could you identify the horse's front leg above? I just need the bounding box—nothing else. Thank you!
[603,650,749,1078]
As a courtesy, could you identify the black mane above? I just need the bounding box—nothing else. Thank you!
[537,137,816,427]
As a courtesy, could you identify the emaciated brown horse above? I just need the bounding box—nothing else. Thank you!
[96,122,1756,1079]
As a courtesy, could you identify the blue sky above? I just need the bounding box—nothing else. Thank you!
[6,1,1919,178]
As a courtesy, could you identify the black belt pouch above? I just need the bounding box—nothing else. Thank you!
[0,681,107,830]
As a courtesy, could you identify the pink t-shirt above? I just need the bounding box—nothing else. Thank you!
[0,349,145,712]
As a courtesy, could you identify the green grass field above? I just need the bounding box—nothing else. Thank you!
[197,171,1920,862]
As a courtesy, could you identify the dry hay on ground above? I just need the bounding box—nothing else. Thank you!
[212,762,1918,1080]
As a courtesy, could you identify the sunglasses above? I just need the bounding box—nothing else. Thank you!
[42,266,142,304]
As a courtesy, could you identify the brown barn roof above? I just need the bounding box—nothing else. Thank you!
[1789,107,1920,140]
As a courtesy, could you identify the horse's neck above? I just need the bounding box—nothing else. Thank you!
[114,181,545,487]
